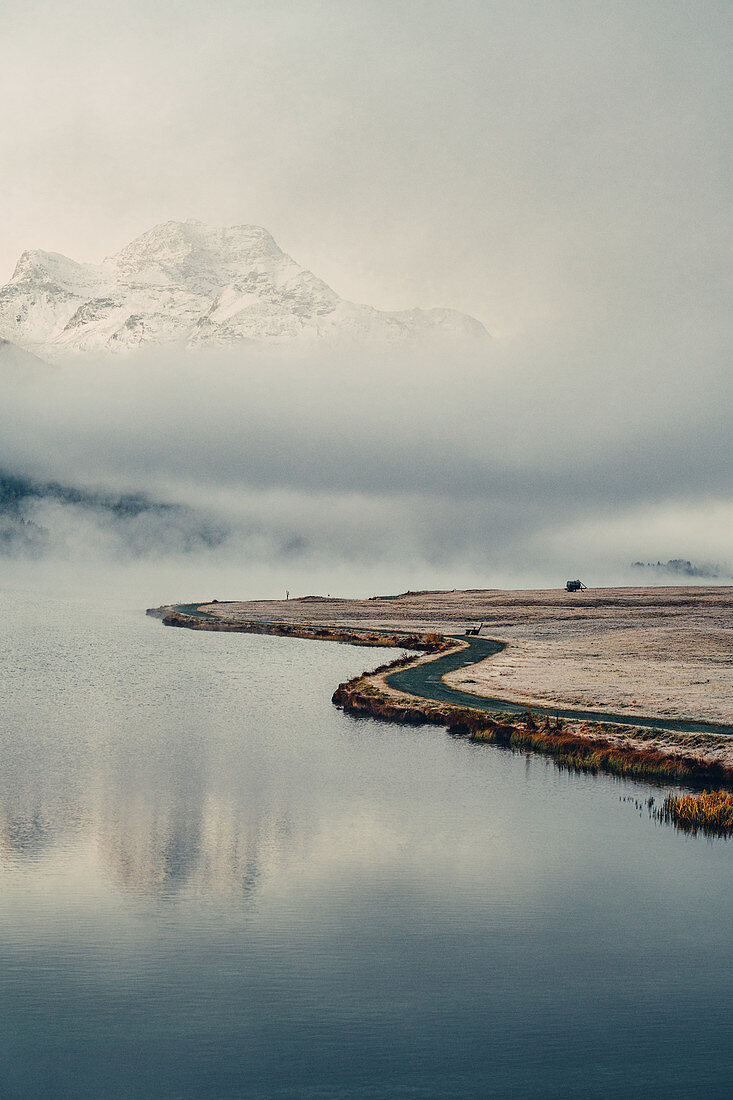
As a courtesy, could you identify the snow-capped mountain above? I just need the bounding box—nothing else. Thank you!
[0,221,488,359]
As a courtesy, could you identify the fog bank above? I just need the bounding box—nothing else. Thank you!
[1,335,730,600]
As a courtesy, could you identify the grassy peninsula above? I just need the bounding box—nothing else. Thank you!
[149,585,733,814]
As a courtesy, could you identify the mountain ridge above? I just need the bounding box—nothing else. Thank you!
[0,220,488,359]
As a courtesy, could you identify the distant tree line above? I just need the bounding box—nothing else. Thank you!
[631,558,720,578]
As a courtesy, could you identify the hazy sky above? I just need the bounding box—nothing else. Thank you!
[2,0,731,335]
[1,1,731,592]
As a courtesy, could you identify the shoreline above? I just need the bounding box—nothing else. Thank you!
[147,603,447,651]
[334,653,733,789]
[148,591,733,788]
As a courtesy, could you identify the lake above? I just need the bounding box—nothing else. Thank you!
[1,585,731,1097]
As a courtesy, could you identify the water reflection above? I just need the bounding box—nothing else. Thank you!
[2,589,733,1099]
[93,789,298,897]
[0,758,307,899]
[0,809,56,859]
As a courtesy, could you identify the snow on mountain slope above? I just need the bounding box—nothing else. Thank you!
[0,221,488,359]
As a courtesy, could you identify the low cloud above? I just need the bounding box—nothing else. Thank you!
[1,332,730,591]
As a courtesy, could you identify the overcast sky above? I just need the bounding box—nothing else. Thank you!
[1,0,730,335]
[1,1,731,591]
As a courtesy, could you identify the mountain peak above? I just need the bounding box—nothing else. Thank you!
[11,248,109,289]
[110,219,282,267]
[0,222,489,359]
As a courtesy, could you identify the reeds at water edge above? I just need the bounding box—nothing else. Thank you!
[660,789,733,836]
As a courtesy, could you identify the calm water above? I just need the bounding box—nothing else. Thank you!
[1,587,731,1098]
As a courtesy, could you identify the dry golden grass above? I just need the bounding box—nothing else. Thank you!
[661,790,733,836]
